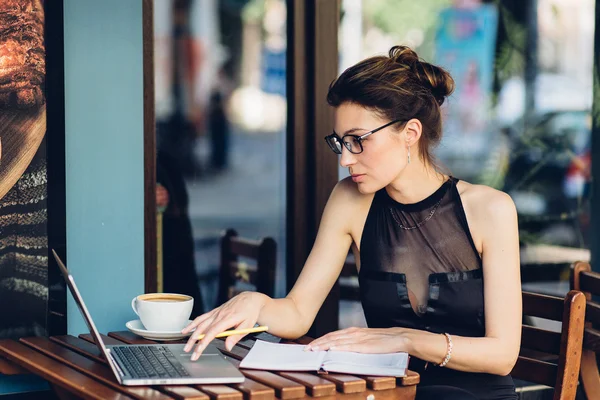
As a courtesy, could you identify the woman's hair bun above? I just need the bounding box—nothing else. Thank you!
[389,45,419,64]
[388,45,455,106]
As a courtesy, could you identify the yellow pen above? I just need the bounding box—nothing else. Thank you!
[193,325,269,341]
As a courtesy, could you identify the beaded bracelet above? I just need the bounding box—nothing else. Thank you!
[438,333,453,367]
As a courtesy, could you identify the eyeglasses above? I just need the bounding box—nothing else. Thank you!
[324,119,404,155]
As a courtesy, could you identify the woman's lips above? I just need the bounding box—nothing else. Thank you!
[351,174,365,182]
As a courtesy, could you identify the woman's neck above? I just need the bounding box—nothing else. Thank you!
[386,164,447,205]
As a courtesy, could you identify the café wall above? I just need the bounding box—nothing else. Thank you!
[0,0,145,395]
[63,0,145,336]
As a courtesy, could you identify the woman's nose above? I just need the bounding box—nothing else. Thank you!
[339,147,356,168]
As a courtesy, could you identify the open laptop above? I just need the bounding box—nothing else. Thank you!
[52,249,245,386]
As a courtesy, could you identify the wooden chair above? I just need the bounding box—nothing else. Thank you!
[511,290,586,400]
[339,253,360,301]
[570,261,600,400]
[217,229,277,306]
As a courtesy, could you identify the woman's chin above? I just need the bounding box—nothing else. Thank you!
[356,182,377,195]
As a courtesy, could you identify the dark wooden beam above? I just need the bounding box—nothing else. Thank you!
[45,0,67,336]
[592,0,600,271]
[287,0,308,297]
[287,0,340,337]
[143,0,157,293]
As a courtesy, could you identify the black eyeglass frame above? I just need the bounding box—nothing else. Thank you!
[324,119,405,155]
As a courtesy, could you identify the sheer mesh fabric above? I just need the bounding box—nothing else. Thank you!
[359,177,481,316]
[358,177,517,399]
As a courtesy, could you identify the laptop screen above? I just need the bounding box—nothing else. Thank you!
[51,249,113,362]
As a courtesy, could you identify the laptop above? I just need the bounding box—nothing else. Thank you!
[52,249,245,386]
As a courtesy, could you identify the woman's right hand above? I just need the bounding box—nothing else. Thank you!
[182,291,268,360]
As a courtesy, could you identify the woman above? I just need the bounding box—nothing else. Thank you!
[183,46,521,399]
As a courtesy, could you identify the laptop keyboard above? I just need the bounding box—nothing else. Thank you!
[113,346,190,379]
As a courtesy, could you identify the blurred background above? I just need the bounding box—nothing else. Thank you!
[153,0,594,326]
[153,0,288,313]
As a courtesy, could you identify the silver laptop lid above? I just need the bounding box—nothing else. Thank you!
[52,249,121,377]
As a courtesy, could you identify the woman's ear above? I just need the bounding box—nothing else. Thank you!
[404,119,422,147]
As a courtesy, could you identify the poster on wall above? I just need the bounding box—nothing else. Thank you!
[0,0,65,339]
[434,3,498,182]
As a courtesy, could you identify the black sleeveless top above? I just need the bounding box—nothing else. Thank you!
[359,177,517,399]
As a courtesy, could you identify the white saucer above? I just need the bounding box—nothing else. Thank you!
[126,319,194,341]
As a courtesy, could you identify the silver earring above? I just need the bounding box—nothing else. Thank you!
[407,146,411,164]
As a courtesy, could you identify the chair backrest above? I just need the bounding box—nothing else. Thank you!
[217,229,277,306]
[570,261,600,400]
[511,290,586,400]
[339,254,360,301]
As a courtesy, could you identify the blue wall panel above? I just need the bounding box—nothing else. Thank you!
[63,0,144,336]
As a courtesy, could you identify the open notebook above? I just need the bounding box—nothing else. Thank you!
[239,340,409,377]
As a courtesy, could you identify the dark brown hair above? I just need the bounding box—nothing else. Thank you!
[327,46,455,167]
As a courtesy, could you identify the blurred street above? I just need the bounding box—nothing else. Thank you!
[184,129,368,328]
[185,129,287,311]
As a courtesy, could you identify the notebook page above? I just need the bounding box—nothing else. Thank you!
[239,340,325,371]
[322,351,409,377]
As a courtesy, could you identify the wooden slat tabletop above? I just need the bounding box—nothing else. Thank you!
[0,331,419,400]
[0,339,131,400]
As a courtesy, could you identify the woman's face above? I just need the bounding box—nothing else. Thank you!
[334,103,407,194]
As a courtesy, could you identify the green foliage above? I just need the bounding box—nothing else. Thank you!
[593,63,600,127]
[242,0,266,23]
[362,0,452,61]
[494,1,526,85]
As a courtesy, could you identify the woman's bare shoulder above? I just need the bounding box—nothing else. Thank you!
[332,176,375,204]
[457,180,517,220]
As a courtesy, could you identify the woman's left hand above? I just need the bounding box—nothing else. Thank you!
[305,327,410,353]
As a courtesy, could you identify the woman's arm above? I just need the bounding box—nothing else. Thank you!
[184,178,364,357]
[258,178,361,338]
[307,188,522,376]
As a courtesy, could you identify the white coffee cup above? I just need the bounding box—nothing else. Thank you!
[131,293,194,332]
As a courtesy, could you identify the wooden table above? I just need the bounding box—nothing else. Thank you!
[0,331,419,400]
